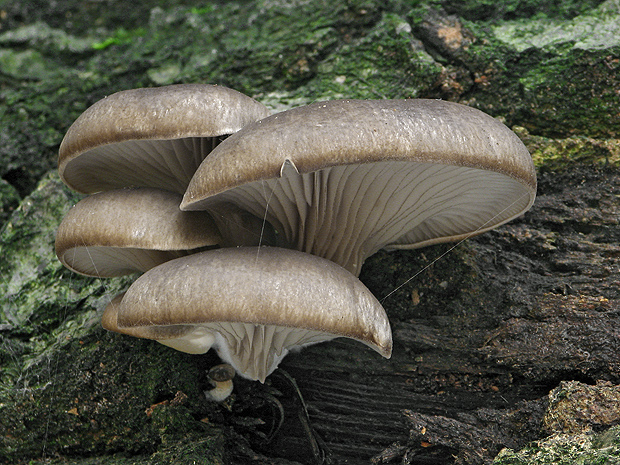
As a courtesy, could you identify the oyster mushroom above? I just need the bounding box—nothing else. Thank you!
[102,246,392,382]
[55,187,221,277]
[205,364,236,402]
[58,84,270,194]
[181,99,537,276]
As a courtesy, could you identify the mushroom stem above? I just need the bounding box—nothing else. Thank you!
[206,202,277,247]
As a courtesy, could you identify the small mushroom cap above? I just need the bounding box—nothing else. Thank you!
[181,99,536,275]
[59,84,271,194]
[208,364,236,382]
[115,246,392,382]
[56,187,221,277]
[205,364,235,401]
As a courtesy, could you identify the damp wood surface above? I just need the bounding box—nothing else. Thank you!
[1,0,620,464]
[184,165,620,464]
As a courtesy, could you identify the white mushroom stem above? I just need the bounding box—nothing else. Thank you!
[212,325,334,381]
[205,379,234,402]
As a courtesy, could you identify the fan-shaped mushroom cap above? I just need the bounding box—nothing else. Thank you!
[181,99,537,276]
[58,84,271,194]
[56,187,221,277]
[109,246,392,382]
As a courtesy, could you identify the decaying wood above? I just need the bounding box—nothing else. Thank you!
[223,166,619,464]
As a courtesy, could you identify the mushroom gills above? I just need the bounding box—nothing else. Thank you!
[197,160,533,275]
[212,323,334,382]
[62,137,219,194]
[60,246,187,277]
[58,83,271,194]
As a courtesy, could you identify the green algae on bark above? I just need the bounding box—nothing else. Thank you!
[297,12,442,102]
[420,1,620,138]
[543,381,620,435]
[0,178,19,228]
[485,1,620,139]
[493,426,620,465]
[514,126,620,172]
[491,0,620,52]
[0,172,124,333]
[0,174,226,463]
[494,426,620,465]
[2,0,619,197]
[0,329,226,463]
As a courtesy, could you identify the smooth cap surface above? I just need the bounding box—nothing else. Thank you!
[59,84,271,194]
[56,187,221,276]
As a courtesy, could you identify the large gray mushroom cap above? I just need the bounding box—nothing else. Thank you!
[58,84,271,194]
[107,246,392,382]
[181,99,537,276]
[56,187,221,277]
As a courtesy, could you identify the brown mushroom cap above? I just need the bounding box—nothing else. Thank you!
[113,246,392,382]
[58,84,271,194]
[181,99,537,275]
[208,364,236,383]
[56,187,221,277]
[102,293,207,346]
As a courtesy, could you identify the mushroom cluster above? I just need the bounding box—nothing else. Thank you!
[56,84,536,383]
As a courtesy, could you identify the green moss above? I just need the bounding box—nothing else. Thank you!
[0,172,132,334]
[543,381,620,435]
[0,48,62,81]
[457,15,620,138]
[0,0,210,35]
[298,12,441,101]
[0,328,224,463]
[0,178,19,227]
[514,127,620,171]
[2,0,619,198]
[492,0,620,52]
[0,79,99,196]
[0,171,225,461]
[165,0,387,97]
[493,426,620,464]
[441,0,606,22]
[0,21,96,57]
[149,404,225,464]
[92,28,147,50]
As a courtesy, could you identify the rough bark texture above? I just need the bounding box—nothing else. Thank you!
[1,1,620,464]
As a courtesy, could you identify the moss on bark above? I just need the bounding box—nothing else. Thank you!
[1,0,620,463]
